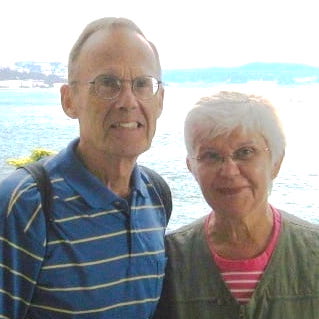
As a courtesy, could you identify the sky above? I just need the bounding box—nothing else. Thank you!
[1,0,319,70]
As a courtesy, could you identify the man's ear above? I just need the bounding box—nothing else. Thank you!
[156,86,164,118]
[272,153,284,179]
[60,84,78,119]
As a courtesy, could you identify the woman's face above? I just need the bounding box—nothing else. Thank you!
[187,127,281,219]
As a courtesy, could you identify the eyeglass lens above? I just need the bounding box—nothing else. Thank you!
[94,75,159,100]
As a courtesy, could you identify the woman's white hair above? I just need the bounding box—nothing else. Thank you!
[184,91,286,166]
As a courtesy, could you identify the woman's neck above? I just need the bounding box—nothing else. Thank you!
[208,206,274,259]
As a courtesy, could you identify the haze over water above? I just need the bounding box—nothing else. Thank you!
[0,83,318,230]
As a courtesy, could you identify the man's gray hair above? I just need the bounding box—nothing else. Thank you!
[68,17,161,80]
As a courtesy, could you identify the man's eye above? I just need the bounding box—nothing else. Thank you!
[135,78,151,88]
[100,77,118,87]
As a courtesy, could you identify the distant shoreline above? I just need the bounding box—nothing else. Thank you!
[0,80,65,89]
[2,79,319,92]
[2,61,319,89]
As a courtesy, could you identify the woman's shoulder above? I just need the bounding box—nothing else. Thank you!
[165,215,208,245]
[280,210,319,231]
[280,210,319,247]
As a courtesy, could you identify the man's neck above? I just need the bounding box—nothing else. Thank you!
[76,144,137,198]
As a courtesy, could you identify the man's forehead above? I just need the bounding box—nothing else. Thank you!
[75,31,158,77]
[82,29,154,59]
[82,27,151,56]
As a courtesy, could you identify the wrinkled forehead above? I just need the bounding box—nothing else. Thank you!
[189,124,266,150]
[74,28,160,78]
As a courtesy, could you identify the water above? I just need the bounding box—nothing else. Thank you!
[0,83,318,230]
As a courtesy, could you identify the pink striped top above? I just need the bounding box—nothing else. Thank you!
[205,206,281,304]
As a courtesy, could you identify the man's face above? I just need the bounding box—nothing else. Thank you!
[62,27,163,160]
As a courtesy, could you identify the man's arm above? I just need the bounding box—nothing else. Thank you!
[0,171,46,318]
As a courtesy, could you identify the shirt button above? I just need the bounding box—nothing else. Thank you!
[114,201,121,208]
[217,298,224,305]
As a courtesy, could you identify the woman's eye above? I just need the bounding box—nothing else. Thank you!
[235,147,255,160]
[202,152,220,161]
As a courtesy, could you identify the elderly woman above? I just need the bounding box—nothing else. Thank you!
[154,91,319,319]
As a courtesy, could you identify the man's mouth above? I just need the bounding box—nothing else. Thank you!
[111,122,142,129]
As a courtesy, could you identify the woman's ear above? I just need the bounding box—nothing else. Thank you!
[186,156,192,173]
[272,153,284,179]
[186,156,200,183]
[60,84,78,119]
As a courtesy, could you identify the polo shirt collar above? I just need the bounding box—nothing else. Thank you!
[57,139,147,208]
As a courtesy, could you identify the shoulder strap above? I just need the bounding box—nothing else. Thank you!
[18,161,52,223]
[17,162,172,224]
[140,165,172,223]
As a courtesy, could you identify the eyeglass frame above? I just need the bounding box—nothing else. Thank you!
[70,74,162,101]
[190,145,270,168]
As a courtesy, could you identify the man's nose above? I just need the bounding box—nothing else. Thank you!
[114,82,138,110]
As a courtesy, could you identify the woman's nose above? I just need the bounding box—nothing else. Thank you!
[217,156,241,176]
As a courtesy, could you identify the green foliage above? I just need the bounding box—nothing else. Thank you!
[7,148,56,167]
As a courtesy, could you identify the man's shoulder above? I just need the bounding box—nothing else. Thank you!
[0,154,63,216]
[0,165,47,242]
[0,167,33,198]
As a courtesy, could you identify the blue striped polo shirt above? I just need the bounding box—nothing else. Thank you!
[0,138,168,318]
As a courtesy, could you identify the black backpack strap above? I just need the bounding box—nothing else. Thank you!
[140,165,172,223]
[18,161,52,224]
[17,162,171,224]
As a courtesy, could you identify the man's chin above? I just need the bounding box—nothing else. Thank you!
[111,144,151,159]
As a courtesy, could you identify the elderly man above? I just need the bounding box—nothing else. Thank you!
[0,17,170,318]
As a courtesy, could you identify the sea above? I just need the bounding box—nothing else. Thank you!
[0,82,318,230]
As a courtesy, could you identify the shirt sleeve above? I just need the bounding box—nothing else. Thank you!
[0,171,46,318]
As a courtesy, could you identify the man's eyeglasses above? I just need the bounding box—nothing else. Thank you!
[85,75,162,100]
[191,146,269,168]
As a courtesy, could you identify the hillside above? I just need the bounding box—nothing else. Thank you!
[0,68,65,87]
[163,62,319,85]
[0,61,66,88]
[1,62,319,87]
